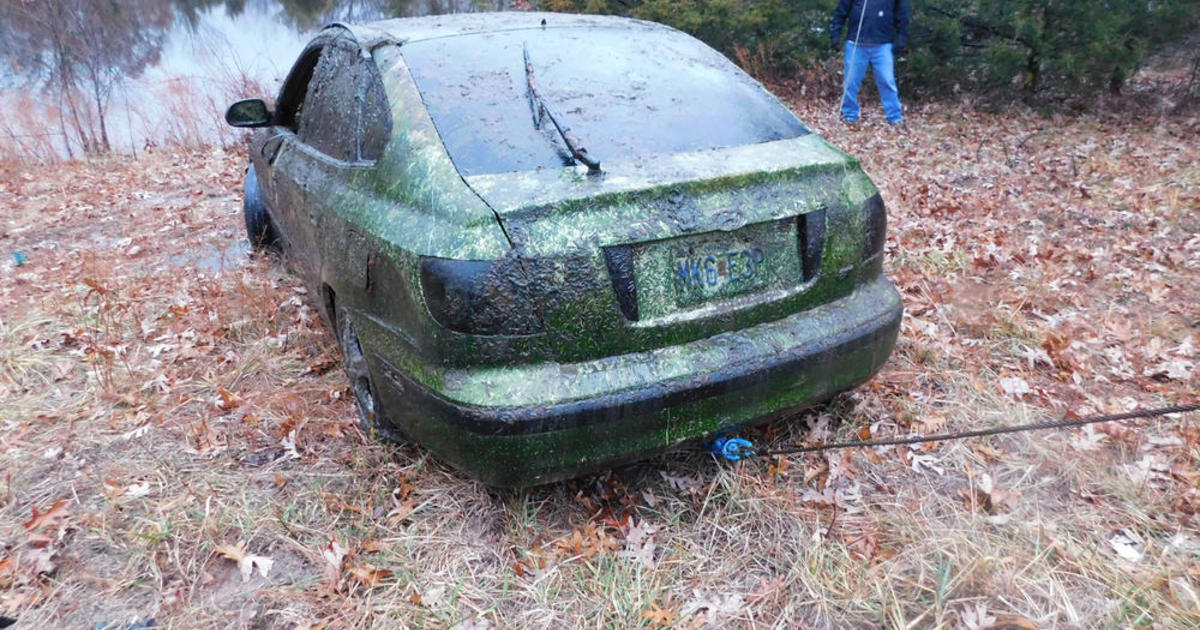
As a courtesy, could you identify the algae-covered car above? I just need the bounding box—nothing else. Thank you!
[225,12,902,487]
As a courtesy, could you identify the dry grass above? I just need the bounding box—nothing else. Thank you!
[1,99,1198,629]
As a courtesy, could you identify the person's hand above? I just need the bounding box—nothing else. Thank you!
[831,36,841,52]
[894,39,907,56]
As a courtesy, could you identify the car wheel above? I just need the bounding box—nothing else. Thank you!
[243,165,279,249]
[336,305,407,443]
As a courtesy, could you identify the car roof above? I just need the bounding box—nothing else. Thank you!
[332,11,668,47]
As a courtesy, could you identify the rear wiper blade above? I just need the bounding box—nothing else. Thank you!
[522,43,601,173]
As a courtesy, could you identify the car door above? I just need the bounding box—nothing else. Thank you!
[318,48,393,303]
[290,38,363,285]
[248,44,321,262]
[252,35,360,285]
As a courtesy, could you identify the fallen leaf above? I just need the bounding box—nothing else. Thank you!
[449,620,491,630]
[421,584,446,608]
[999,375,1030,398]
[215,541,274,582]
[988,616,1040,629]
[216,386,241,410]
[910,451,945,475]
[321,540,348,590]
[959,602,997,630]
[1168,577,1200,613]
[618,519,658,568]
[679,591,746,620]
[0,554,18,589]
[26,547,57,577]
[1109,528,1144,563]
[346,563,393,588]
[1069,425,1108,451]
[23,499,70,532]
[642,600,679,628]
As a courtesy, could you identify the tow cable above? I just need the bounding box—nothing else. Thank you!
[707,402,1200,461]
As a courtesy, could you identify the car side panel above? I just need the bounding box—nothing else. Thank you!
[310,46,513,409]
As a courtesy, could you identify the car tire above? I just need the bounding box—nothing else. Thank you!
[243,165,279,249]
[336,305,408,443]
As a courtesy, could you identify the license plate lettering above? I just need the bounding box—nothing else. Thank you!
[675,247,766,292]
[633,218,800,317]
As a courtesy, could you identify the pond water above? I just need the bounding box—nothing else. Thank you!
[0,0,514,162]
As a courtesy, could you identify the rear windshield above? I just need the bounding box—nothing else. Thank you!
[401,26,809,176]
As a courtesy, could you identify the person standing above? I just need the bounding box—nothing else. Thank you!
[830,0,910,127]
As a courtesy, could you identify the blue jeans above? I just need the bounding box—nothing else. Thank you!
[841,42,903,124]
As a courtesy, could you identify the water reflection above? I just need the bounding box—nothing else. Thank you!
[0,0,509,162]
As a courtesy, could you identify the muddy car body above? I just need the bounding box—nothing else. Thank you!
[227,12,902,487]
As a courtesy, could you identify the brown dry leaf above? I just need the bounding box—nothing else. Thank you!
[304,357,339,376]
[346,563,393,588]
[103,478,125,501]
[82,277,110,296]
[23,498,70,533]
[25,533,55,548]
[767,457,791,481]
[361,539,385,554]
[26,547,58,577]
[322,491,368,515]
[556,529,585,556]
[642,601,680,628]
[191,419,222,451]
[1167,577,1200,613]
[321,540,348,591]
[987,616,1040,630]
[216,386,241,410]
[385,499,416,527]
[744,574,787,604]
[961,474,1019,516]
[292,620,331,630]
[214,541,274,582]
[552,524,620,561]
[0,554,18,589]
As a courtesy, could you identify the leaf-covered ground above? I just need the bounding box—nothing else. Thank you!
[1,99,1197,629]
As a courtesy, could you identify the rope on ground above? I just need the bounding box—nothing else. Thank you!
[710,402,1200,461]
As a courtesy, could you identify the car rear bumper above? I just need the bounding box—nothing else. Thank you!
[369,276,902,487]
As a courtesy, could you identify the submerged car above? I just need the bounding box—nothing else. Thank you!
[225,12,902,487]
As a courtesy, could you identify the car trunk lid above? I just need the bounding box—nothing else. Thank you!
[463,135,875,323]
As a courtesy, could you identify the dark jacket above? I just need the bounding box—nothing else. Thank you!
[830,0,910,50]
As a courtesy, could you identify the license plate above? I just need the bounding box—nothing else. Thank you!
[673,246,770,304]
[632,218,802,318]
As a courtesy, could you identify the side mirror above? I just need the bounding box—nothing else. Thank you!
[225,99,272,128]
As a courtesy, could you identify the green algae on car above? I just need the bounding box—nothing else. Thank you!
[226,12,902,486]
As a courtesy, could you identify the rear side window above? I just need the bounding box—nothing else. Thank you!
[299,43,358,162]
[359,57,391,163]
[402,27,808,176]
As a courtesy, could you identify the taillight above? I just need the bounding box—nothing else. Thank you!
[799,208,825,282]
[603,245,639,321]
[419,256,543,335]
[862,193,887,260]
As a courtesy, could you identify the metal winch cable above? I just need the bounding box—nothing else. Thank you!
[709,402,1200,461]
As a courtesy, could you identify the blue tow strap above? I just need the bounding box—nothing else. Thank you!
[707,436,755,461]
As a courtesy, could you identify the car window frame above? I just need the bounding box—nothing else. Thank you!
[275,30,389,169]
[356,48,392,165]
[274,44,323,134]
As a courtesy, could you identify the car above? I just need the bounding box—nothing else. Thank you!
[224,11,902,487]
